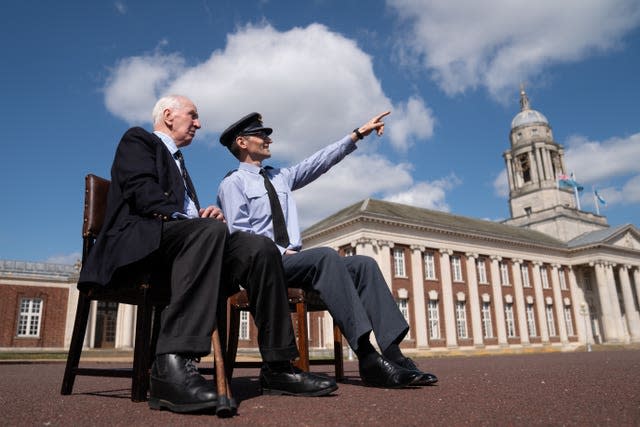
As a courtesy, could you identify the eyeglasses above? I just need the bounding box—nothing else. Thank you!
[241,131,271,140]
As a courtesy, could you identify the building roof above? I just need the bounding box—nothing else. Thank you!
[303,198,566,248]
[0,259,78,282]
[567,223,637,248]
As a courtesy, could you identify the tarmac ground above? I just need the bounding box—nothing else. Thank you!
[1,346,639,426]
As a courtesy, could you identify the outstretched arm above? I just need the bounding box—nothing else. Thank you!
[351,111,391,142]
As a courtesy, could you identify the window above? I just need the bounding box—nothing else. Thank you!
[524,207,532,215]
[427,300,440,340]
[423,252,436,280]
[343,247,354,257]
[546,305,556,336]
[521,264,531,288]
[455,302,468,339]
[526,304,537,337]
[17,298,43,337]
[582,272,592,292]
[558,268,567,290]
[481,302,493,338]
[541,266,550,289]
[505,303,516,338]
[500,262,510,286]
[451,256,463,282]
[239,311,250,340]
[398,298,410,339]
[393,248,406,277]
[476,258,488,283]
[564,307,574,336]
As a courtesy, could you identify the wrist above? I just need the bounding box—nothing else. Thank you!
[353,128,364,140]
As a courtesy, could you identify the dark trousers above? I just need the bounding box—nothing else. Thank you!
[282,247,409,352]
[155,219,297,361]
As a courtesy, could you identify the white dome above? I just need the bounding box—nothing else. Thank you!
[511,109,549,128]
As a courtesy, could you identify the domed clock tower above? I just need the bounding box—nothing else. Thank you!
[502,87,608,241]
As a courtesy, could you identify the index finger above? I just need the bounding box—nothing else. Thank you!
[373,111,391,122]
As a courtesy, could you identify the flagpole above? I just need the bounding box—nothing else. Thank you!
[572,172,581,211]
[593,186,600,215]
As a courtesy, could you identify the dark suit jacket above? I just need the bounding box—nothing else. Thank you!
[79,127,198,287]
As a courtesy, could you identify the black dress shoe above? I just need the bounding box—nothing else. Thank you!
[396,357,438,386]
[260,364,338,396]
[359,354,420,388]
[149,354,217,413]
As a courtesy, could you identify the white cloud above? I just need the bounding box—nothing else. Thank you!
[103,23,454,224]
[114,1,127,14]
[387,96,435,151]
[45,252,81,265]
[104,52,185,124]
[294,154,415,227]
[384,174,460,211]
[564,133,640,183]
[493,169,508,198]
[103,23,436,161]
[387,0,640,98]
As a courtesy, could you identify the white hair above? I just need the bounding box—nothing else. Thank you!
[152,95,186,124]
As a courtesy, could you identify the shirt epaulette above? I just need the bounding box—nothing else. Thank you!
[224,169,238,178]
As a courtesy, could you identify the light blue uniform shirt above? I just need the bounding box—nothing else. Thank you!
[217,135,357,253]
[154,131,199,219]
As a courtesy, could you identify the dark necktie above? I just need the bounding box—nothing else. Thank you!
[259,168,290,248]
[173,150,200,209]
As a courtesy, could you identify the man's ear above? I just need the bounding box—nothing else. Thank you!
[236,136,247,149]
[163,108,173,128]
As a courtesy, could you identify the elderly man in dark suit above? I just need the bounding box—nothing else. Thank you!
[78,95,336,414]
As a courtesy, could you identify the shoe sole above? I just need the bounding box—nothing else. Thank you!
[148,397,217,413]
[261,383,338,397]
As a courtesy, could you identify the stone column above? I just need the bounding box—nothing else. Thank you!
[605,263,627,341]
[568,267,588,340]
[618,265,640,342]
[633,268,640,310]
[550,264,569,344]
[490,255,508,346]
[439,248,457,348]
[465,253,484,347]
[504,153,515,190]
[375,240,394,290]
[531,261,549,343]
[511,259,530,345]
[118,303,135,349]
[410,245,429,348]
[87,300,98,348]
[592,261,622,342]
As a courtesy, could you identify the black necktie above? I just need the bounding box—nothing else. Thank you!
[260,168,290,248]
[173,150,200,209]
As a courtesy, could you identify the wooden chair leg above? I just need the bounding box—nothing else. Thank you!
[225,304,241,380]
[333,322,344,382]
[212,328,236,417]
[61,293,91,395]
[131,294,153,402]
[292,302,310,372]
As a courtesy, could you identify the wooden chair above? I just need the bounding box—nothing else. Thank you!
[60,174,232,415]
[225,288,344,381]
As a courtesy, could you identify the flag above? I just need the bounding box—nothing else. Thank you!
[595,190,606,205]
[557,173,584,191]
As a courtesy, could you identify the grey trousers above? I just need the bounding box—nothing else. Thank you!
[282,247,409,352]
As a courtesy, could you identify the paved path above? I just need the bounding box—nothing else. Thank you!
[1,348,639,426]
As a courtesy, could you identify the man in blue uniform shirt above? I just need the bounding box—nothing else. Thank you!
[217,112,437,388]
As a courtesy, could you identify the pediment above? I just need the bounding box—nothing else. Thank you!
[610,230,640,250]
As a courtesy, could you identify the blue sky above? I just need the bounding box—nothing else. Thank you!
[2,0,639,264]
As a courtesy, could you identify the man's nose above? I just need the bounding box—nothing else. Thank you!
[194,119,201,129]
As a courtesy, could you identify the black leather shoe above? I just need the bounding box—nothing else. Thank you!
[359,354,420,388]
[260,364,338,396]
[396,357,438,385]
[149,354,217,413]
